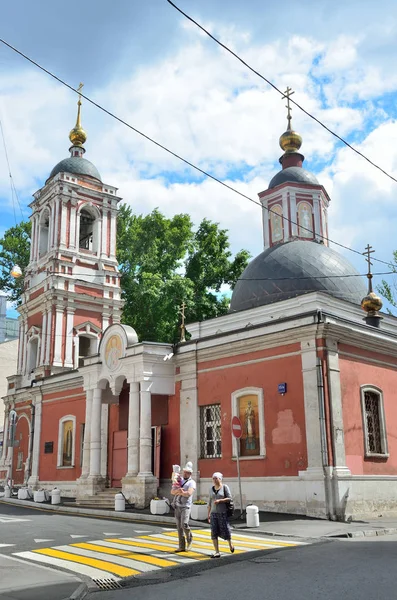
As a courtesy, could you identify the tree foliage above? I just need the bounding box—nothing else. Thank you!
[0,220,31,305]
[377,250,397,315]
[117,204,251,343]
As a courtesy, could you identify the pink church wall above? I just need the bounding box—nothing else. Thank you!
[339,343,397,475]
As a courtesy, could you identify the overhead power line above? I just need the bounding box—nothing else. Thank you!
[167,0,397,186]
[0,118,24,223]
[0,36,392,269]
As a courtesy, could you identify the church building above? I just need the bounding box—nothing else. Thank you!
[1,93,397,520]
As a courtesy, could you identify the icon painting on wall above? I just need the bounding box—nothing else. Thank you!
[105,334,123,370]
[238,394,260,457]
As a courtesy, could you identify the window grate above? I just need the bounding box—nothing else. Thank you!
[364,391,382,454]
[200,404,221,458]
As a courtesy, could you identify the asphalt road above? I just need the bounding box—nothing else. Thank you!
[87,536,397,600]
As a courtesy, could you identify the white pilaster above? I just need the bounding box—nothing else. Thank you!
[300,339,323,471]
[39,311,47,365]
[17,319,25,374]
[282,193,289,242]
[138,381,152,476]
[109,213,116,259]
[262,203,270,250]
[89,388,102,477]
[64,308,74,367]
[44,309,52,365]
[179,362,199,488]
[313,196,321,242]
[80,390,93,478]
[326,339,349,471]
[127,382,140,476]
[69,202,77,250]
[0,411,9,465]
[290,191,298,236]
[53,307,64,366]
[28,397,42,488]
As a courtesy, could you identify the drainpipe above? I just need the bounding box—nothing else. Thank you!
[25,403,35,485]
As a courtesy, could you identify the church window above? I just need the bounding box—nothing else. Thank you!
[57,415,76,468]
[200,404,222,459]
[77,334,97,367]
[298,202,313,238]
[38,209,50,258]
[231,388,265,459]
[79,207,98,253]
[27,338,39,374]
[361,386,388,457]
[270,204,283,242]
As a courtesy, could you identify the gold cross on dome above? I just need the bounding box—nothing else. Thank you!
[363,243,375,292]
[282,86,295,129]
[77,82,84,104]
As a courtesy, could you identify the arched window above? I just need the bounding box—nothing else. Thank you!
[270,204,283,243]
[38,209,50,258]
[57,415,76,467]
[360,386,388,457]
[79,206,99,253]
[298,202,313,238]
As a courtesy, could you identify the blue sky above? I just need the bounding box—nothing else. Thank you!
[1,0,397,316]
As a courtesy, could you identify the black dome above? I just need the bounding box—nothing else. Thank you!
[230,240,366,313]
[269,166,319,189]
[48,156,102,182]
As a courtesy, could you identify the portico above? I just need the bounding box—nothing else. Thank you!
[76,323,174,508]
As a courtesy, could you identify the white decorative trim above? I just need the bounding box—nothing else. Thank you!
[360,385,388,457]
[57,415,76,468]
[231,387,265,459]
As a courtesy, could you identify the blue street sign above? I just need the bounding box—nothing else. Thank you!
[278,382,287,394]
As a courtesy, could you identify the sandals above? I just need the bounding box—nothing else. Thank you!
[230,545,235,553]
[210,552,221,558]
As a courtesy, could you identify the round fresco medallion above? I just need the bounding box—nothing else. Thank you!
[104,334,123,371]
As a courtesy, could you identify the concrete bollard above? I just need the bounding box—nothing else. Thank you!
[51,488,61,505]
[4,486,11,499]
[115,493,125,512]
[246,504,259,527]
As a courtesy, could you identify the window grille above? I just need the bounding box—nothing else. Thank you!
[200,404,221,458]
[364,391,382,454]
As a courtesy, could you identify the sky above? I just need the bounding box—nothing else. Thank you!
[0,0,396,317]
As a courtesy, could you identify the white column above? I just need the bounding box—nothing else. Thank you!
[39,311,47,365]
[290,191,298,237]
[29,217,35,262]
[89,388,102,477]
[60,200,67,249]
[53,307,64,366]
[300,340,323,472]
[69,203,77,249]
[282,193,289,241]
[28,397,42,487]
[23,319,29,375]
[64,309,74,367]
[102,310,110,332]
[17,319,25,374]
[109,213,116,259]
[80,390,93,478]
[50,203,55,249]
[138,382,152,476]
[326,339,349,472]
[100,404,109,479]
[44,309,52,364]
[101,209,108,258]
[127,382,140,476]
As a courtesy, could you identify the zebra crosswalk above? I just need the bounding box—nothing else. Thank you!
[13,529,306,583]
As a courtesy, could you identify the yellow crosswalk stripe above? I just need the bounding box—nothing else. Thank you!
[106,538,208,560]
[165,530,297,548]
[33,548,139,577]
[71,542,178,567]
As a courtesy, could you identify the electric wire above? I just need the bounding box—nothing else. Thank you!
[0,118,25,222]
[0,36,392,268]
[167,0,397,187]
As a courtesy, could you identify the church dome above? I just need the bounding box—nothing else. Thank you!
[268,166,319,189]
[230,240,367,313]
[48,156,102,182]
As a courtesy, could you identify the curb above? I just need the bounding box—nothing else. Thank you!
[67,582,89,600]
[0,497,210,528]
[331,527,397,538]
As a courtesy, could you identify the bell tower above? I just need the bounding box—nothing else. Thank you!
[16,90,122,384]
[258,87,330,250]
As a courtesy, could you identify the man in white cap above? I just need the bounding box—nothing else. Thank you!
[171,461,196,552]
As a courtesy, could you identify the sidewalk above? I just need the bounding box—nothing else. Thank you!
[0,554,86,600]
[2,495,397,539]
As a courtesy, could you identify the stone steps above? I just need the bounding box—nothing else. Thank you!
[74,488,123,509]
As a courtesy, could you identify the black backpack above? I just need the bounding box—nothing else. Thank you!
[214,484,234,518]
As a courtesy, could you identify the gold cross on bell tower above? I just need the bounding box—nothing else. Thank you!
[282,86,295,130]
[363,243,375,293]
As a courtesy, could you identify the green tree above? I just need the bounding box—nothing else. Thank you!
[117,205,250,343]
[378,250,397,314]
[0,220,31,305]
